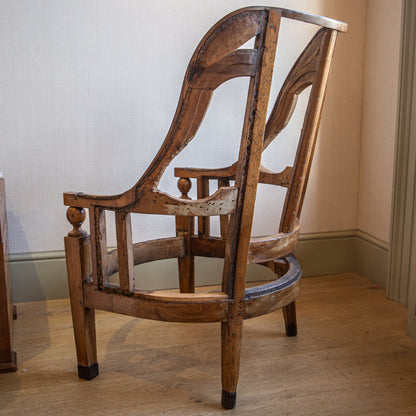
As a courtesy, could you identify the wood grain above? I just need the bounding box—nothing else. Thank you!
[64,235,97,370]
[115,212,134,291]
[176,178,195,293]
[2,274,415,416]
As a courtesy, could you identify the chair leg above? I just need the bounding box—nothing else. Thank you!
[73,307,98,380]
[221,317,243,409]
[282,301,297,337]
[65,235,98,380]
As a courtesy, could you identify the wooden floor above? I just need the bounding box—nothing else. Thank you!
[1,273,416,415]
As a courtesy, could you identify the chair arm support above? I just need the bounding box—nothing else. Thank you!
[64,186,238,216]
[63,188,137,209]
[174,164,237,180]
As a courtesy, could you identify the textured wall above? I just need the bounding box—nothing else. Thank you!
[358,0,403,243]
[0,0,366,254]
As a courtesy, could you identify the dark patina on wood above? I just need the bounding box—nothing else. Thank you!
[64,7,346,409]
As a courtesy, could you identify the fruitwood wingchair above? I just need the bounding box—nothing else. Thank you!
[64,7,346,409]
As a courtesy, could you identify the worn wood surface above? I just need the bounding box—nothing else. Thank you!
[107,236,186,277]
[176,178,195,293]
[0,178,16,373]
[1,274,416,415]
[63,6,346,408]
[64,235,97,371]
[115,212,134,291]
[89,207,107,287]
[247,223,300,264]
[63,8,346,213]
[83,284,229,323]
[220,10,280,401]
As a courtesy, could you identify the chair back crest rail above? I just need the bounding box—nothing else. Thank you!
[63,6,346,409]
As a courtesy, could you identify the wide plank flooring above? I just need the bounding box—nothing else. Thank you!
[1,273,416,415]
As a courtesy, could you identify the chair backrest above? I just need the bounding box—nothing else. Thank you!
[172,8,346,291]
[64,7,347,297]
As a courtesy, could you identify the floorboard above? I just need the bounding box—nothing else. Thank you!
[1,273,416,415]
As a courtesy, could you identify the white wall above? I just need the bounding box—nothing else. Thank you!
[0,0,366,254]
[358,0,403,243]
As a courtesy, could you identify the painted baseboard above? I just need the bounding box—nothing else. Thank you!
[297,229,389,288]
[354,230,389,289]
[9,229,389,302]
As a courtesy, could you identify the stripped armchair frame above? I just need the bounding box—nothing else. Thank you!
[64,7,346,409]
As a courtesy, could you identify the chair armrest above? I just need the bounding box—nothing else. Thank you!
[63,188,137,209]
[174,164,237,180]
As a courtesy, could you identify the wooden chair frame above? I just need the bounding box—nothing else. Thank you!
[64,7,346,409]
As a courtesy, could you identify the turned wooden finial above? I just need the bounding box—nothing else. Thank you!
[177,177,192,199]
[66,206,88,237]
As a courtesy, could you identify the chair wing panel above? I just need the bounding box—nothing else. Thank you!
[137,10,271,191]
[194,49,258,90]
[264,28,329,150]
[280,29,339,233]
[63,9,271,210]
[189,8,266,70]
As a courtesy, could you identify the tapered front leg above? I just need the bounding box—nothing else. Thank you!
[221,312,244,409]
[65,207,98,380]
